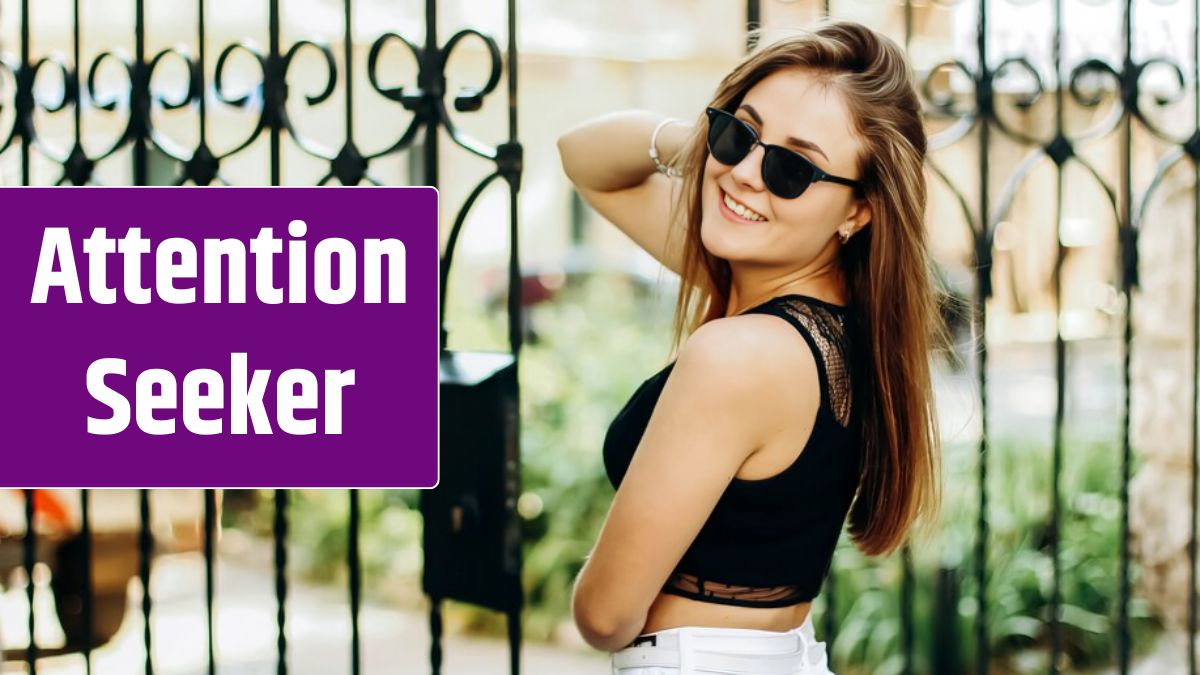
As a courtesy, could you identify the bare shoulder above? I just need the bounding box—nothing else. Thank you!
[672,312,820,429]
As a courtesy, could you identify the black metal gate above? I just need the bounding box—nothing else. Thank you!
[0,0,522,673]
[745,0,1199,673]
[2,0,1198,674]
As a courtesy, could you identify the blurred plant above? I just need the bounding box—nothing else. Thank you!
[816,435,1162,674]
[508,271,677,638]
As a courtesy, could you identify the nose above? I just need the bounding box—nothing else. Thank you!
[729,142,766,193]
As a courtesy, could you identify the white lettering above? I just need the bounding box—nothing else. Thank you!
[34,225,404,305]
[277,369,318,435]
[135,368,177,435]
[118,228,151,304]
[183,368,224,435]
[31,228,82,303]
[230,352,271,434]
[156,237,197,304]
[203,238,246,303]
[86,357,130,434]
[84,354,356,435]
[250,227,283,304]
[83,228,116,304]
[364,238,405,303]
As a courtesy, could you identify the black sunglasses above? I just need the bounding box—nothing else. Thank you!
[705,107,862,199]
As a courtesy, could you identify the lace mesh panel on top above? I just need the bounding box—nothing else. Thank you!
[774,298,853,428]
[662,571,806,606]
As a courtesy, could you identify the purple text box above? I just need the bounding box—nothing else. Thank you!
[0,186,438,488]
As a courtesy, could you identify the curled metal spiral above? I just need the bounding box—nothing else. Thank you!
[0,55,21,154]
[987,56,1048,146]
[364,31,423,160]
[1128,56,1189,144]
[87,50,133,114]
[145,45,201,162]
[26,54,77,163]
[1066,57,1126,143]
[85,49,139,162]
[437,28,504,160]
[920,59,979,151]
[279,39,340,162]
[213,40,269,160]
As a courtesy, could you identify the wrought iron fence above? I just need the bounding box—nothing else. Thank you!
[0,0,1197,674]
[0,0,522,672]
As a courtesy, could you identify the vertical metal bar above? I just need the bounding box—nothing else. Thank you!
[348,490,361,675]
[70,0,81,152]
[426,0,445,666]
[204,490,216,675]
[196,0,207,147]
[1190,0,1200,656]
[506,0,517,146]
[23,490,37,675]
[139,490,154,675]
[429,597,443,675]
[19,0,29,184]
[81,490,94,675]
[1116,0,1135,671]
[423,0,438,187]
[505,0,521,359]
[1049,0,1067,669]
[973,0,992,669]
[933,567,960,675]
[343,0,354,152]
[506,6,523,673]
[1049,166,1066,675]
[274,490,289,675]
[132,0,147,185]
[1190,7,1200,672]
[268,0,281,185]
[746,0,759,51]
[904,0,913,51]
[430,0,445,350]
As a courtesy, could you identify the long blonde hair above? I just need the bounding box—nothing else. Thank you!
[664,19,944,556]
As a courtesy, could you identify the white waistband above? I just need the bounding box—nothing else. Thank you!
[611,615,828,674]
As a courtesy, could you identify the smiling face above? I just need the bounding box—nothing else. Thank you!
[700,67,869,272]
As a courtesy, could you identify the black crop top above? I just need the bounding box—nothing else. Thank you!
[602,294,863,608]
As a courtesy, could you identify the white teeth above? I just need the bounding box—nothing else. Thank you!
[723,191,765,221]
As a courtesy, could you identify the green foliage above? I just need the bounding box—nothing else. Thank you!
[510,272,677,639]
[816,435,1162,674]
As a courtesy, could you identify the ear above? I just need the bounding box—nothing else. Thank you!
[845,198,872,237]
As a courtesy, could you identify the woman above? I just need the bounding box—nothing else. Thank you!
[557,19,944,674]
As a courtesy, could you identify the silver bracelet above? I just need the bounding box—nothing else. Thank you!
[649,117,682,178]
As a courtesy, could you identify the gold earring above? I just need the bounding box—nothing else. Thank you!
[839,230,850,244]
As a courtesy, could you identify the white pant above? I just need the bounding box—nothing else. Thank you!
[610,613,834,674]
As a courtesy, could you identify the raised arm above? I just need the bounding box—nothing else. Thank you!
[556,111,694,275]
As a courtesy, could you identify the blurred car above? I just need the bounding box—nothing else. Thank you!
[0,489,220,657]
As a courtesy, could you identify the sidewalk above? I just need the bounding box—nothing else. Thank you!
[2,548,611,675]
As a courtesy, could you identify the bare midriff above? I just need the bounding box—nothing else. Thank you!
[639,590,812,635]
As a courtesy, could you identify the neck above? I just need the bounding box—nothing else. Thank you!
[723,245,847,317]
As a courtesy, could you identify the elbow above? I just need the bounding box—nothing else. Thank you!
[556,133,579,183]
[571,579,642,652]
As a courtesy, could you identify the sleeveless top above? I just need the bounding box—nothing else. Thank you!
[602,294,863,608]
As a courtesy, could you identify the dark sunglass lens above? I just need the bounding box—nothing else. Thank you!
[762,147,815,198]
[708,113,754,166]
